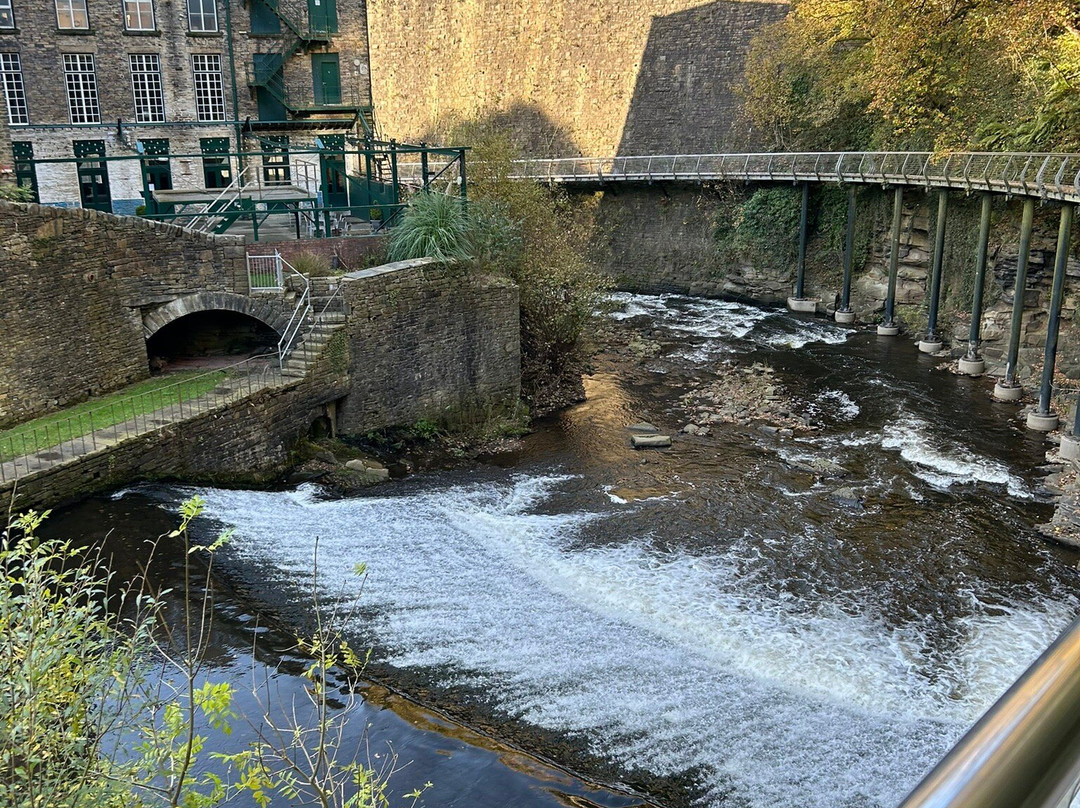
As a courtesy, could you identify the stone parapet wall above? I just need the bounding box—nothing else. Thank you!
[367,0,787,155]
[0,201,246,428]
[337,258,521,432]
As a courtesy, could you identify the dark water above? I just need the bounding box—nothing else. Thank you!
[44,294,1080,808]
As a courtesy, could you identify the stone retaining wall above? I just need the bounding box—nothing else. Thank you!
[337,258,521,431]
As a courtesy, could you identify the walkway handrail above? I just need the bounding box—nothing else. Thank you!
[508,152,1080,203]
[0,353,279,484]
[277,256,311,369]
[897,616,1080,808]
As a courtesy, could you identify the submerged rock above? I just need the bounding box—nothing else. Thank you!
[628,422,660,434]
[631,434,672,449]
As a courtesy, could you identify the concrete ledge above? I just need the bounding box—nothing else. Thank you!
[1028,411,1060,432]
[958,357,986,376]
[344,256,441,281]
[787,297,818,314]
[993,382,1024,402]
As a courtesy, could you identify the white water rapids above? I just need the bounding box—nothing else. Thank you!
[194,474,1072,808]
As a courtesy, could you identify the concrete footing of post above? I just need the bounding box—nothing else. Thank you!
[958,357,986,375]
[1027,411,1060,432]
[993,382,1024,402]
[787,297,819,314]
[877,324,900,336]
[834,310,856,324]
[1061,434,1080,462]
[918,340,944,354]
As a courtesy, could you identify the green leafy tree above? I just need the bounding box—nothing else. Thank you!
[742,0,1080,152]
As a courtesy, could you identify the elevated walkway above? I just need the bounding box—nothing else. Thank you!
[499,152,1080,204]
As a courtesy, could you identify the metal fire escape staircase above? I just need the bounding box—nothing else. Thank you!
[244,0,373,128]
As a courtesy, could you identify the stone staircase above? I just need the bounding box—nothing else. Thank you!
[280,276,348,378]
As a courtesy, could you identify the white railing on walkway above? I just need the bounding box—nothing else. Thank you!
[510,152,1080,203]
[0,354,281,485]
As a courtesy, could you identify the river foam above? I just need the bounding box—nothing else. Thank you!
[192,473,1069,808]
[607,293,851,361]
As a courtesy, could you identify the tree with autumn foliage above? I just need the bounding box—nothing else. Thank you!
[742,0,1080,152]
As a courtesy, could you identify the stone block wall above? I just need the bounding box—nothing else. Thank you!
[337,258,521,432]
[366,0,788,156]
[0,201,246,428]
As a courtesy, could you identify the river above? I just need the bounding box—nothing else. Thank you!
[43,293,1080,808]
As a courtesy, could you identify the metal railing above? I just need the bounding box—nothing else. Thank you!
[897,615,1080,808]
[0,354,281,485]
[247,250,285,291]
[511,152,1080,203]
[277,255,312,370]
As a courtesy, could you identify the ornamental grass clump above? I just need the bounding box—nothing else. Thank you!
[386,192,472,264]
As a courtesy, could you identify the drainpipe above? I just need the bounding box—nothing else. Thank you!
[224,0,244,178]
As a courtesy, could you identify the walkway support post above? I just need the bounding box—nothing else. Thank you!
[994,198,1036,401]
[959,193,994,375]
[879,186,904,336]
[1028,203,1075,431]
[788,183,817,313]
[835,186,857,324]
[920,190,948,353]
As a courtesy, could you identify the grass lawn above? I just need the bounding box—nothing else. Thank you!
[0,371,226,462]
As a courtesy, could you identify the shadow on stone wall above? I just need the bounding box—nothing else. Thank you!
[616,0,788,156]
[419,103,583,158]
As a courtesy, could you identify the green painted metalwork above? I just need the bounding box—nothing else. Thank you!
[11,141,37,202]
[73,140,111,212]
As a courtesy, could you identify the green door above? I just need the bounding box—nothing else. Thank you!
[250,0,280,33]
[139,139,172,214]
[307,0,336,34]
[12,142,38,202]
[319,135,347,209]
[74,140,111,212]
[253,53,286,121]
[312,54,341,106]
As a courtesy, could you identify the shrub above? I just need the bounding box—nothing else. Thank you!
[386,192,472,264]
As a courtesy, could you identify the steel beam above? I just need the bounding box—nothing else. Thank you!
[925,190,948,342]
[1036,203,1076,415]
[883,186,904,328]
[839,186,856,313]
[965,193,994,361]
[795,182,810,299]
[1004,198,1036,386]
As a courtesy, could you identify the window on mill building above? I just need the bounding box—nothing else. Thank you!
[124,0,155,31]
[56,0,89,30]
